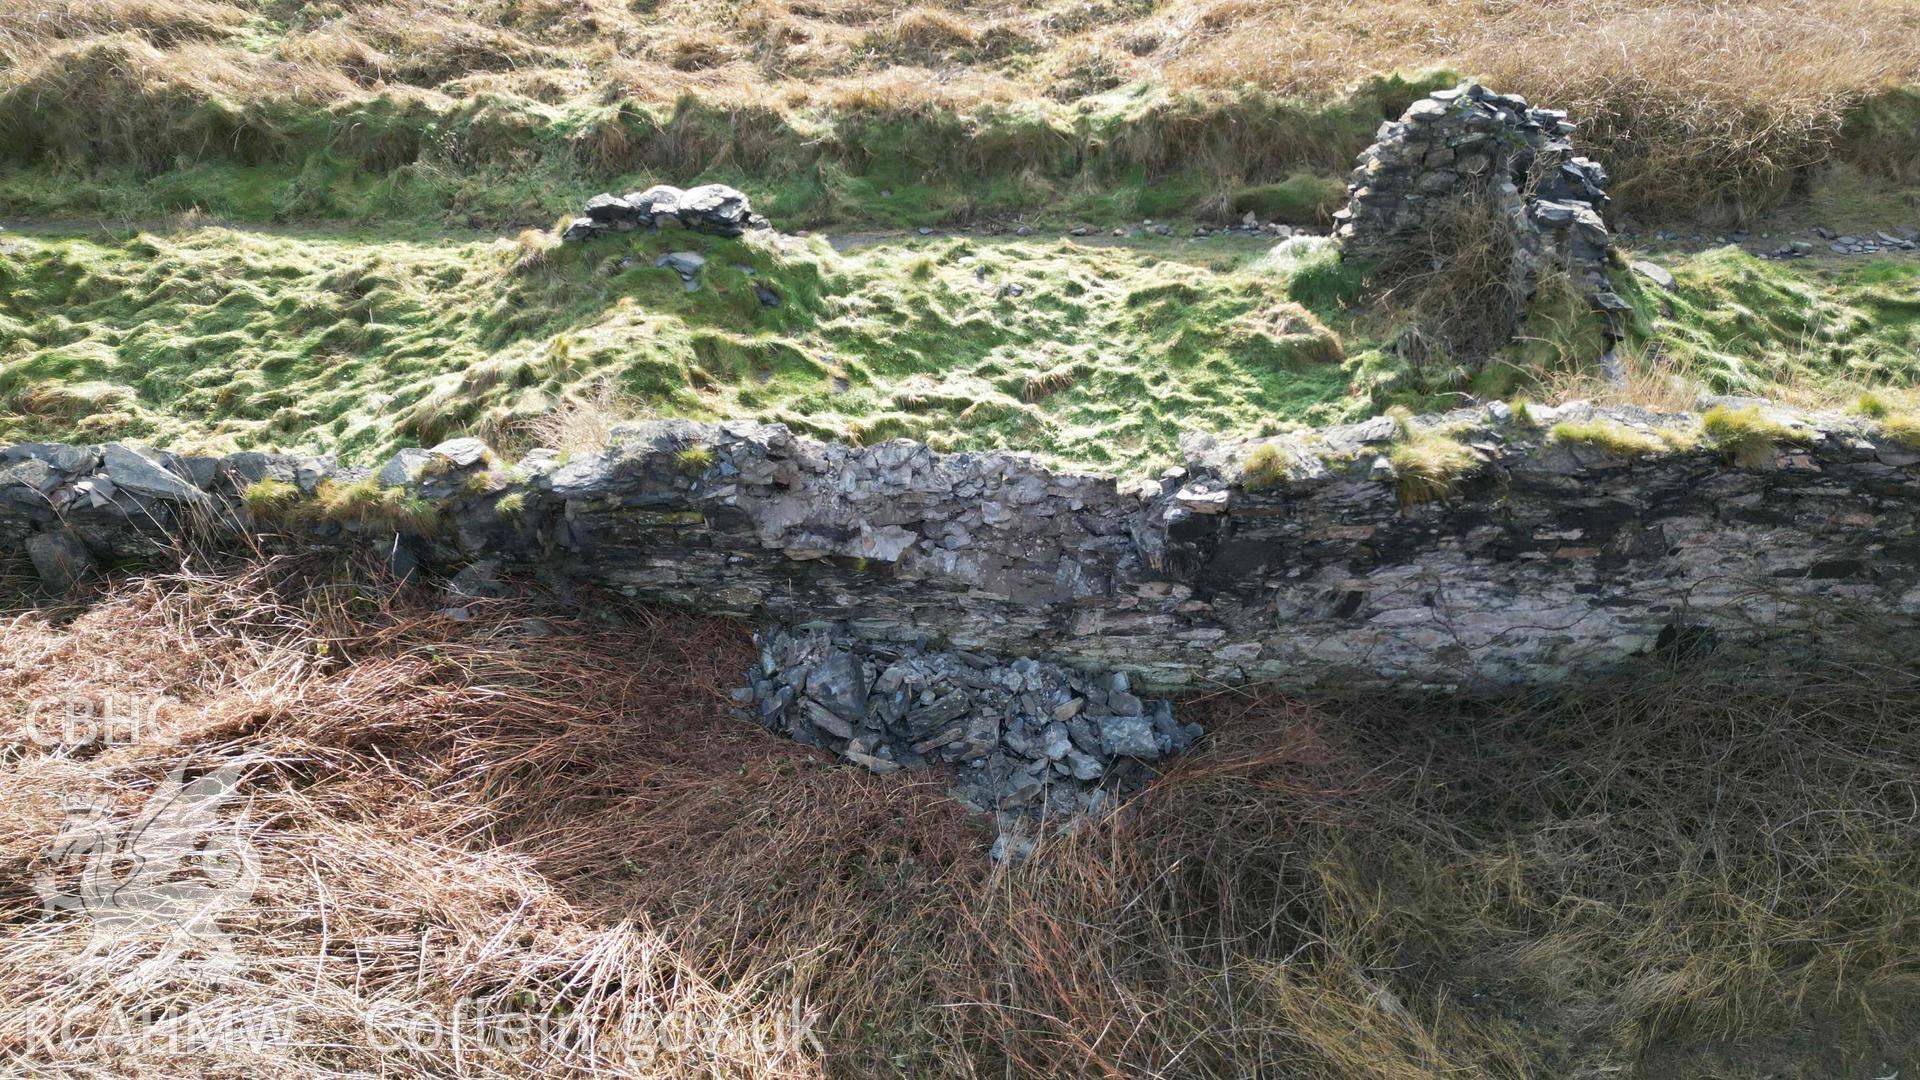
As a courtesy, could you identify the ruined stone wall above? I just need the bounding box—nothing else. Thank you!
[1335,82,1624,322]
[6,400,1920,692]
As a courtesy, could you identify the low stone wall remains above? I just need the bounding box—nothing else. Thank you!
[6,399,1919,693]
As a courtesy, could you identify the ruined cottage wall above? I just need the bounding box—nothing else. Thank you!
[1335,82,1624,319]
[5,402,1920,692]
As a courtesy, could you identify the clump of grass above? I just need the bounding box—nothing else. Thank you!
[544,334,574,378]
[460,469,507,495]
[1373,194,1525,379]
[884,7,981,52]
[1021,366,1077,403]
[494,489,526,517]
[1702,404,1812,467]
[14,380,135,418]
[675,446,715,474]
[1389,431,1480,506]
[1879,413,1920,449]
[240,476,306,521]
[1857,391,1893,419]
[1385,410,1480,505]
[313,476,440,532]
[515,381,642,456]
[1551,417,1690,456]
[1239,442,1288,491]
[509,228,558,274]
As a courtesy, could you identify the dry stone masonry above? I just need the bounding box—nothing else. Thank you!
[1335,82,1624,322]
[5,401,1920,696]
[561,182,766,243]
[743,627,1198,849]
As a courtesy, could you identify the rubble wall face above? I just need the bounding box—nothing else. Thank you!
[5,402,1920,692]
[1334,82,1624,317]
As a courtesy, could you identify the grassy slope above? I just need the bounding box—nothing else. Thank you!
[5,221,1917,468]
[0,224,1363,468]
[1,0,1917,229]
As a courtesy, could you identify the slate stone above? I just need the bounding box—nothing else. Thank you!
[1339,81,1617,337]
[101,444,208,503]
[1098,715,1159,759]
[673,184,754,236]
[561,217,604,243]
[26,528,94,592]
[378,448,433,488]
[623,185,683,225]
[584,193,636,223]
[1630,260,1677,291]
[804,651,867,721]
[0,459,60,496]
[655,251,707,277]
[429,438,492,469]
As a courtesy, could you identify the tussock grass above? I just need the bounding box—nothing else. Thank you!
[239,476,304,521]
[1387,426,1480,506]
[1,0,1915,224]
[1878,413,1920,449]
[1552,417,1693,456]
[1372,195,1526,382]
[0,226,1365,470]
[512,378,642,457]
[1702,403,1812,466]
[312,476,440,532]
[2,556,1918,1075]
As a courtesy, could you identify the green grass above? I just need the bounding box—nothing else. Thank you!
[0,76,1455,232]
[2,220,1915,473]
[0,223,1365,471]
[1702,404,1813,467]
[1551,417,1693,456]
[1643,248,1920,401]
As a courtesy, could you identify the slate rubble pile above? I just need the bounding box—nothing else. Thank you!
[742,628,1200,840]
[1814,226,1919,257]
[561,182,767,243]
[1336,82,1624,322]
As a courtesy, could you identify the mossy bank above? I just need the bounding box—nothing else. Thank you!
[5,217,1919,470]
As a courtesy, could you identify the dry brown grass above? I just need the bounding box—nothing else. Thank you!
[511,377,646,456]
[2,553,1918,1076]
[3,0,1916,216]
[1372,195,1526,380]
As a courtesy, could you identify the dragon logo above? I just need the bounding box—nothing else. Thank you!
[35,760,261,970]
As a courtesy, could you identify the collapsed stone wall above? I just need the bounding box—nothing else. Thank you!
[560,182,766,243]
[744,628,1198,856]
[6,401,1920,694]
[1334,82,1624,328]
